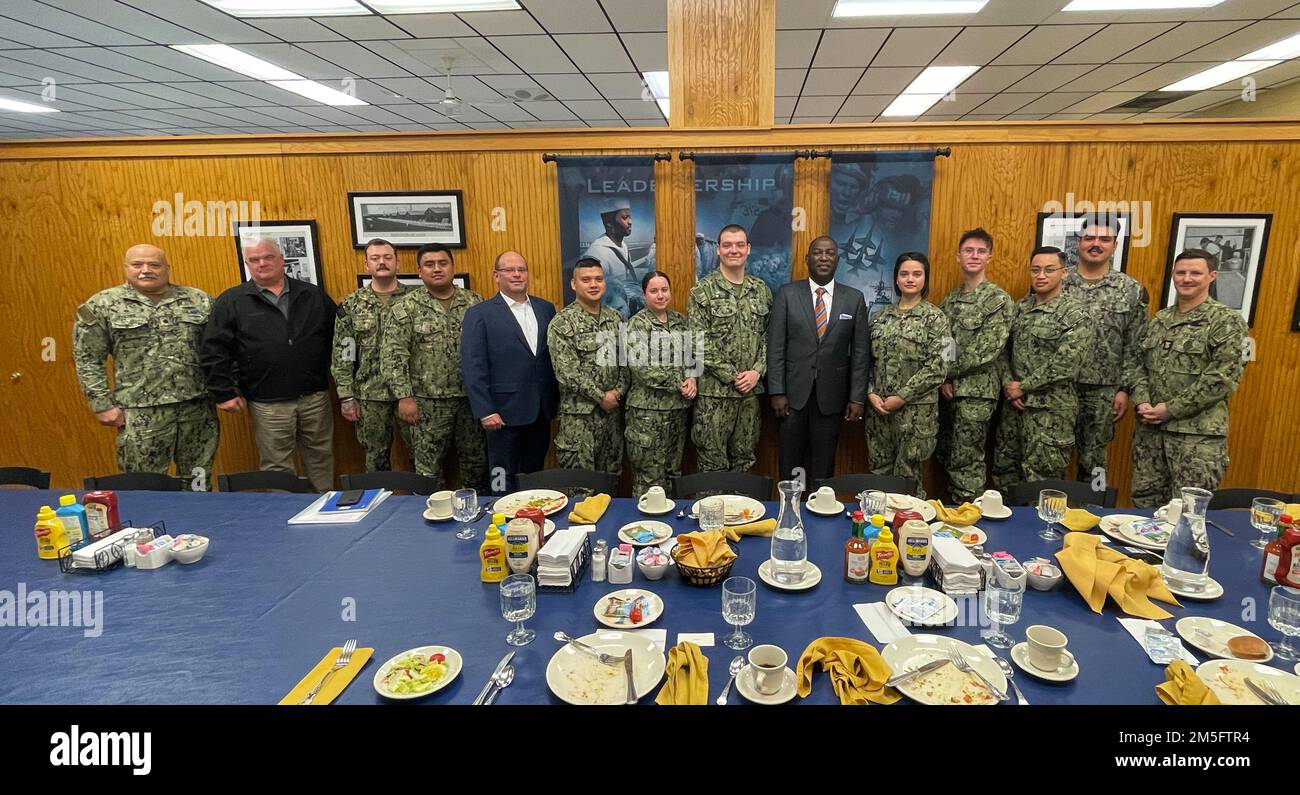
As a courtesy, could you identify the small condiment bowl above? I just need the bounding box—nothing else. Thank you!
[171,535,210,565]
[636,547,670,581]
[1024,557,1062,591]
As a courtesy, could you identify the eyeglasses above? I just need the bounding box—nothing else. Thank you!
[495,268,528,275]
[1028,267,1064,276]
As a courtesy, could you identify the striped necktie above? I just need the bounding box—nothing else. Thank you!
[814,287,828,340]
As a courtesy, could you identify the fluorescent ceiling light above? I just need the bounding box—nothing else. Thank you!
[833,0,986,15]
[642,71,670,119]
[1063,0,1222,9]
[173,44,368,106]
[270,80,367,106]
[198,0,368,16]
[881,64,978,117]
[366,1,521,11]
[1163,59,1280,91]
[1242,31,1300,61]
[881,94,949,116]
[0,96,58,113]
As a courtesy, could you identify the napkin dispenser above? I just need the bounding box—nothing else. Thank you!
[608,545,634,584]
[124,534,175,570]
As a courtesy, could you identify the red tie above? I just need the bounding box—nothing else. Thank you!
[814,287,828,340]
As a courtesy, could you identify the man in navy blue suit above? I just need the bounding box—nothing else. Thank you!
[460,251,559,493]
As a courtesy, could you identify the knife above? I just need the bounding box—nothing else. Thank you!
[473,651,515,706]
[623,649,637,705]
[1244,676,1280,705]
[885,658,949,688]
[1206,518,1234,537]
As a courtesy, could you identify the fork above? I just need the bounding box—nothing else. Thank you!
[554,631,622,665]
[1257,677,1291,705]
[948,648,1008,702]
[299,639,357,705]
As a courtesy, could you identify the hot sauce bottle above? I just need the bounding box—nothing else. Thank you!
[845,510,870,584]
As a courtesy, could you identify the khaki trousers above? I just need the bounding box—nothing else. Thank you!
[248,391,335,491]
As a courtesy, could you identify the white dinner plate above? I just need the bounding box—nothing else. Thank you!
[883,494,937,523]
[617,520,673,547]
[546,630,666,705]
[372,645,462,700]
[593,588,664,629]
[929,522,987,547]
[885,585,959,626]
[1195,659,1300,705]
[690,495,765,526]
[1176,616,1273,663]
[881,634,1006,706]
[1098,514,1171,551]
[494,489,569,517]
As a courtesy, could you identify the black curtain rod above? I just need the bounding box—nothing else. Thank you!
[542,152,672,162]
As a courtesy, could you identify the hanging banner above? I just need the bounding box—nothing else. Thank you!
[828,151,936,315]
[692,152,796,295]
[555,155,657,318]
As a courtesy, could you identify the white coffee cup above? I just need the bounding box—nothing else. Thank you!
[638,486,670,512]
[1025,624,1075,672]
[426,490,453,517]
[748,644,788,695]
[979,489,1005,514]
[811,486,836,510]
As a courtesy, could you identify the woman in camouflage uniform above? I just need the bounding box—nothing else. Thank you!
[625,271,698,498]
[867,253,951,497]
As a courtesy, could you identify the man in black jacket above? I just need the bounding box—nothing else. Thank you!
[202,238,337,491]
[766,236,870,484]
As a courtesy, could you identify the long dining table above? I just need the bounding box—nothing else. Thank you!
[0,488,1287,705]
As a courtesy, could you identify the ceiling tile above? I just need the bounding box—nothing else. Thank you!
[43,0,204,46]
[777,29,821,69]
[871,26,961,67]
[563,98,621,119]
[105,45,254,81]
[776,68,806,96]
[1177,18,1300,61]
[1,49,141,82]
[489,35,576,72]
[1115,21,1251,63]
[47,48,184,82]
[777,0,834,29]
[120,81,232,107]
[802,67,863,95]
[619,32,667,71]
[795,95,845,116]
[1154,89,1239,112]
[609,97,662,120]
[920,91,995,116]
[838,94,890,116]
[393,37,520,74]
[317,16,411,41]
[297,41,412,78]
[1006,64,1095,93]
[1063,91,1146,114]
[1014,91,1094,114]
[812,28,888,68]
[775,96,796,116]
[360,41,444,76]
[624,118,664,126]
[245,18,345,42]
[1058,62,1158,92]
[477,73,547,97]
[1054,22,1180,65]
[792,116,833,123]
[587,71,644,99]
[993,25,1105,65]
[0,55,93,84]
[0,0,150,46]
[852,66,922,95]
[283,104,367,125]
[954,63,1035,93]
[510,99,574,120]
[1107,61,1208,91]
[600,0,668,32]
[116,0,278,44]
[382,14,478,38]
[554,33,635,72]
[532,72,603,100]
[51,84,157,108]
[523,0,612,33]
[380,104,447,124]
[970,91,1041,114]
[1252,58,1300,87]
[1207,0,1297,20]
[235,44,354,80]
[932,25,1032,66]
[457,10,545,35]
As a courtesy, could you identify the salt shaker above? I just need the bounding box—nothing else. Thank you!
[591,539,608,582]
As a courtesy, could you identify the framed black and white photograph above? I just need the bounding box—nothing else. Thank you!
[354,273,471,290]
[1162,213,1271,327]
[232,219,324,287]
[1035,211,1131,272]
[347,190,466,249]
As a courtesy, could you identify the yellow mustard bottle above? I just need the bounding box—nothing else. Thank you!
[480,524,508,583]
[35,505,69,560]
[869,525,899,585]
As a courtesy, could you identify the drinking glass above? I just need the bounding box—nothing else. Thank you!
[859,489,887,519]
[983,579,1025,649]
[1267,586,1300,661]
[722,576,756,651]
[1037,489,1067,541]
[454,488,478,540]
[500,574,536,646]
[1251,497,1285,550]
[699,497,725,534]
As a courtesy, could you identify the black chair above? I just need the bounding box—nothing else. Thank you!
[673,472,773,502]
[0,467,51,489]
[217,471,316,494]
[1210,488,1295,510]
[516,469,620,499]
[341,471,440,496]
[83,472,186,492]
[813,474,917,499]
[1007,479,1118,509]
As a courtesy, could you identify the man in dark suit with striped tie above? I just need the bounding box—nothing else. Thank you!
[766,236,871,484]
[460,251,560,493]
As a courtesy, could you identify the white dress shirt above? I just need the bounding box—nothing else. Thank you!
[503,293,538,355]
[809,278,835,304]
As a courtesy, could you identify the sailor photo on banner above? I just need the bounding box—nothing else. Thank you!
[692,152,796,294]
[554,155,657,318]
[828,151,936,316]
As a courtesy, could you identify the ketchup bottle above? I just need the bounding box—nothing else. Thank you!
[1262,514,1291,585]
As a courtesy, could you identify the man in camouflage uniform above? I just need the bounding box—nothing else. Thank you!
[689,224,772,473]
[1130,249,1247,507]
[1061,214,1148,491]
[73,244,217,484]
[381,244,487,491]
[992,246,1092,487]
[547,258,628,474]
[937,229,1013,502]
[333,238,414,472]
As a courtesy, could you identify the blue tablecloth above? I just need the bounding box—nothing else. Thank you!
[0,489,1288,705]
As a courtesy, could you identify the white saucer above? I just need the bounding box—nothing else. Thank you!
[1010,642,1078,682]
[422,508,454,522]
[806,498,844,516]
[974,498,1011,520]
[757,560,822,591]
[1165,575,1224,601]
[636,499,676,516]
[735,665,798,705]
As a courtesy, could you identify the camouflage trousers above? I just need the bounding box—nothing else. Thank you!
[555,407,624,475]
[625,406,688,498]
[116,398,218,487]
[867,402,938,499]
[1073,385,1119,484]
[991,400,1076,489]
[937,396,996,503]
[1130,425,1229,508]
[355,399,413,472]
[412,397,489,492]
[692,395,759,473]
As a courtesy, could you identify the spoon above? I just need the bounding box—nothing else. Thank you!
[676,508,687,520]
[483,665,515,705]
[993,655,1028,705]
[716,656,745,705]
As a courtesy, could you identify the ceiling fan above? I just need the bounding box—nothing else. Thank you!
[433,55,555,118]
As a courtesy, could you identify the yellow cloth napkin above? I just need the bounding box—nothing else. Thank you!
[1055,532,1181,620]
[1286,503,1300,519]
[279,646,374,705]
[1156,661,1220,705]
[1062,507,1101,532]
[655,642,710,705]
[567,492,610,524]
[927,500,981,526]
[722,518,777,542]
[795,637,901,705]
[673,530,737,568]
